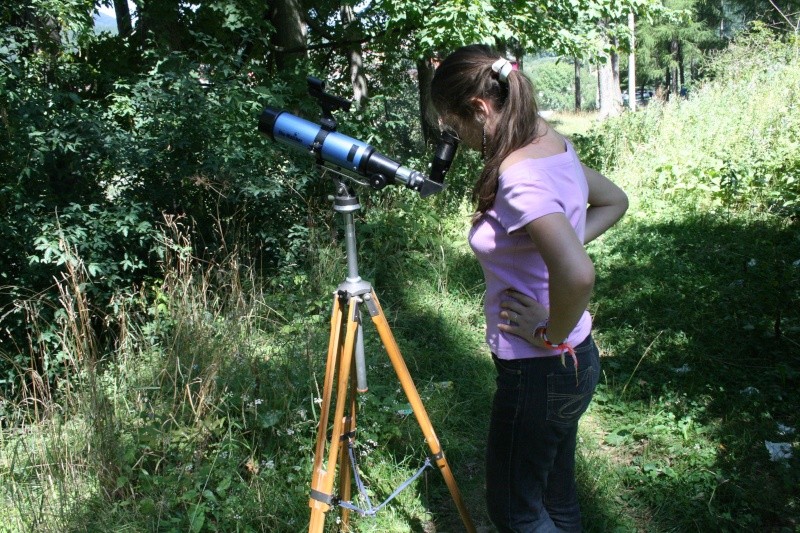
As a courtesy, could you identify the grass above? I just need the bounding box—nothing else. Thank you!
[2,143,799,533]
[547,110,600,138]
[2,36,800,531]
[583,200,800,531]
[2,180,799,533]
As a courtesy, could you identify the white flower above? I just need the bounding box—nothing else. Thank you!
[765,441,793,462]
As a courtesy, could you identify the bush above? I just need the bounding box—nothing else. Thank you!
[574,25,800,216]
[0,16,324,391]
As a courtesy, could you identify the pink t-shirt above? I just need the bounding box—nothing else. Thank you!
[468,140,591,360]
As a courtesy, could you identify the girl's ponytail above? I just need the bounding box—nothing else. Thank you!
[431,45,541,217]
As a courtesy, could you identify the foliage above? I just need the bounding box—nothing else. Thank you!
[372,0,665,59]
[0,0,325,392]
[575,25,800,216]
[2,2,800,532]
[526,56,599,111]
[631,0,725,89]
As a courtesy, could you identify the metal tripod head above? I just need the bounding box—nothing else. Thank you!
[330,177,372,297]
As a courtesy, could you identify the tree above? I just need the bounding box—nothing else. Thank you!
[270,0,307,71]
[112,0,132,37]
[628,10,637,111]
[341,3,368,107]
[633,0,721,97]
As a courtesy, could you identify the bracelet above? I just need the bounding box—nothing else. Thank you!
[533,320,578,372]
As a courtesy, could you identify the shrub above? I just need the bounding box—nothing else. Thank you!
[574,25,800,216]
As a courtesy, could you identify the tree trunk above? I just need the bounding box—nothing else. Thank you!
[113,0,132,38]
[596,63,601,109]
[598,53,622,118]
[574,58,582,111]
[416,58,439,146]
[269,0,307,71]
[597,19,622,119]
[670,38,680,99]
[628,11,636,112]
[611,37,621,100]
[341,4,367,108]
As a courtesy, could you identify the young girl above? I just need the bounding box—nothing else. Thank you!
[430,45,628,532]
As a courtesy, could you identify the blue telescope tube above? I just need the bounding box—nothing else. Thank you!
[259,107,427,191]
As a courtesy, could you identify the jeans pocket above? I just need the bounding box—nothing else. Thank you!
[546,365,595,426]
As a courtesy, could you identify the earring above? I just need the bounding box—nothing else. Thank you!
[481,124,487,160]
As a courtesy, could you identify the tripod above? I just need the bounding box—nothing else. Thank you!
[307,177,476,532]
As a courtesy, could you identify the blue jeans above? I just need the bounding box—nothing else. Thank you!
[486,335,600,533]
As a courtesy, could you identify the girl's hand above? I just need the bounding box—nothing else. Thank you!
[497,289,549,347]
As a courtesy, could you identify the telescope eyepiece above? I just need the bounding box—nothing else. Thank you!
[430,131,459,184]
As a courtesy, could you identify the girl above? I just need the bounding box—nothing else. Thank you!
[430,44,628,532]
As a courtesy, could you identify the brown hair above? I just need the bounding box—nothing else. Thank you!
[430,44,541,216]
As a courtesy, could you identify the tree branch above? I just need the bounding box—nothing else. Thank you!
[275,33,382,54]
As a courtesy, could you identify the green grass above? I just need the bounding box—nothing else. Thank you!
[547,110,600,138]
[583,201,800,531]
[2,180,799,532]
[2,148,799,533]
[2,34,800,532]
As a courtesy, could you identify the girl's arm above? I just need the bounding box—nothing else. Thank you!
[498,212,595,346]
[498,167,627,346]
[526,213,595,344]
[583,165,628,244]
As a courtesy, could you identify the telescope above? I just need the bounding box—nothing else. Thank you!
[258,77,458,197]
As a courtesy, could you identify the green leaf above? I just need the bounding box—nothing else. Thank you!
[216,475,232,494]
[188,504,205,533]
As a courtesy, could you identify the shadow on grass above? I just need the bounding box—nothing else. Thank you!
[361,208,799,531]
[61,207,794,532]
[584,210,800,531]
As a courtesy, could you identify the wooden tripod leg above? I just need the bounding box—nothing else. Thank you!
[309,295,361,533]
[364,289,477,533]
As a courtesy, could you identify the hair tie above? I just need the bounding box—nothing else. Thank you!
[491,58,513,82]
